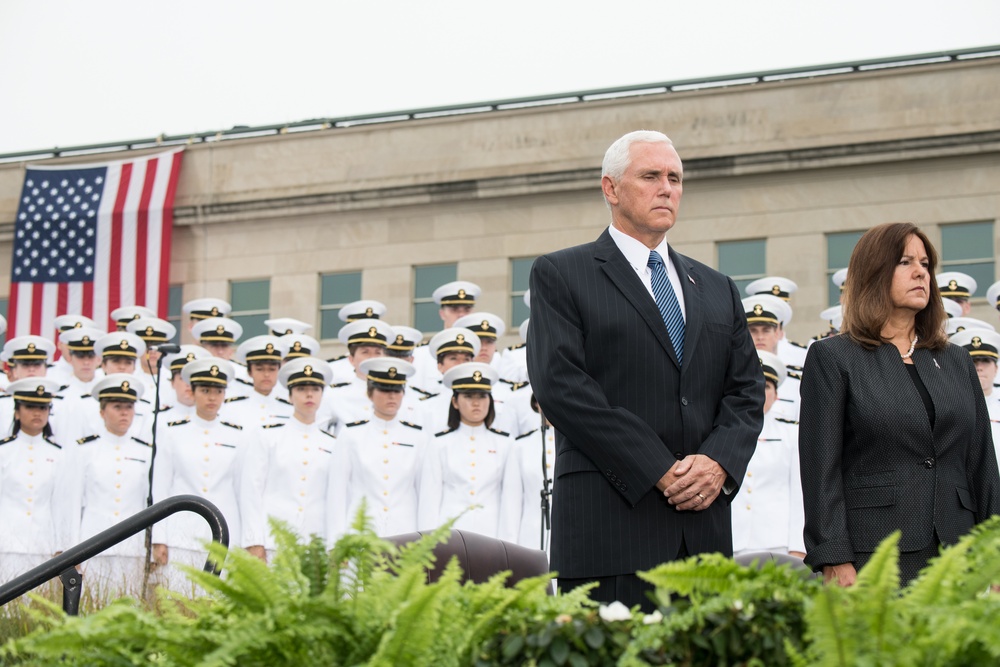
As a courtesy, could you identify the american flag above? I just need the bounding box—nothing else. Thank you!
[7,149,183,338]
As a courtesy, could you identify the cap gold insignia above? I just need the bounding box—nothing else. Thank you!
[211,306,219,316]
[82,336,91,345]
[145,326,154,336]
[132,314,141,320]
[265,343,275,353]
[185,353,195,362]
[367,326,378,338]
[119,340,129,349]
[27,343,36,353]
[365,307,373,317]
[388,367,397,378]
[771,285,781,295]
[972,336,983,348]
[753,304,763,316]
[395,334,404,345]
[293,341,302,351]
[304,365,313,376]
[284,329,292,334]
[472,370,483,382]
[458,289,466,299]
[949,280,958,290]
[210,365,219,377]
[481,320,490,330]
[121,381,130,392]
[216,325,225,335]
[957,326,966,332]
[36,385,45,395]
[73,322,83,328]
[456,334,465,344]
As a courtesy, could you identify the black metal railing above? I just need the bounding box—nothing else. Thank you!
[0,495,228,615]
[0,44,997,163]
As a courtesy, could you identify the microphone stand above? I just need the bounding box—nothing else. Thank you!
[539,411,553,552]
[141,348,167,593]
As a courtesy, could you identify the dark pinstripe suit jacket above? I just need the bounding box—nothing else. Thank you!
[799,335,1000,571]
[526,229,764,578]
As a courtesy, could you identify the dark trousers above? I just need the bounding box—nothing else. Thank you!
[558,537,690,613]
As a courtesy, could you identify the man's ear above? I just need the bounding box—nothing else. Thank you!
[601,175,619,206]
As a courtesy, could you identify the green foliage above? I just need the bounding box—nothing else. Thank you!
[6,516,1000,666]
[1,510,551,667]
[791,517,1000,667]
[622,553,819,666]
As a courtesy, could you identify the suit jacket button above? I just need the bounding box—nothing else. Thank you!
[674,451,683,459]
[924,457,935,469]
[680,397,688,406]
[620,484,627,491]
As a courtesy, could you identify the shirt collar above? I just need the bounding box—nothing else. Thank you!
[608,224,671,273]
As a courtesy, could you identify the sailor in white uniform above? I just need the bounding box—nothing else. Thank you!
[47,314,99,387]
[937,271,977,317]
[411,281,481,390]
[65,374,153,597]
[54,326,105,400]
[418,363,513,538]
[498,318,530,385]
[499,393,555,550]
[59,332,153,446]
[327,358,426,542]
[329,301,388,384]
[385,325,437,399]
[327,319,423,430]
[151,358,248,592]
[0,336,57,437]
[453,312,526,436]
[125,317,178,410]
[224,335,293,432]
[154,346,213,429]
[416,327,480,434]
[192,317,250,397]
[987,280,1000,327]
[743,295,801,422]
[240,356,335,562]
[951,330,1000,463]
[731,351,805,558]
[745,277,809,370]
[0,378,72,582]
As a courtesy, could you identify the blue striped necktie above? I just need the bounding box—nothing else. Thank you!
[647,250,685,364]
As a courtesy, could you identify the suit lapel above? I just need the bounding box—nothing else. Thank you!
[594,230,679,366]
[911,348,947,448]
[669,247,703,372]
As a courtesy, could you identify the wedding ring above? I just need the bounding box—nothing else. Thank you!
[696,493,706,500]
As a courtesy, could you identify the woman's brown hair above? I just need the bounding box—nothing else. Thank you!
[841,222,948,351]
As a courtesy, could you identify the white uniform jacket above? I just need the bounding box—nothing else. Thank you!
[151,415,248,550]
[239,417,335,550]
[327,416,426,542]
[498,426,556,549]
[417,422,512,538]
[731,412,805,555]
[0,431,72,557]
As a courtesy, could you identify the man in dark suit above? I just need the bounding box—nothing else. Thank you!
[527,130,764,610]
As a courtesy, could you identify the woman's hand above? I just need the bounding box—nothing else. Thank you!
[823,562,857,586]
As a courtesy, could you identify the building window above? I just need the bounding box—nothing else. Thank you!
[319,271,362,340]
[165,285,182,341]
[413,264,456,333]
[826,231,865,306]
[941,222,995,298]
[718,239,766,297]
[510,257,536,326]
[230,279,270,338]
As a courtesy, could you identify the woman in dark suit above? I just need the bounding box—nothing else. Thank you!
[800,222,1000,586]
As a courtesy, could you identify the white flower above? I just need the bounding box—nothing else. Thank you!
[642,610,664,625]
[733,599,744,611]
[598,601,632,622]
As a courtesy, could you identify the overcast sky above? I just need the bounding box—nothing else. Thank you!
[1,0,998,155]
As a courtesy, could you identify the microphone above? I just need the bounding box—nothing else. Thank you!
[153,344,181,354]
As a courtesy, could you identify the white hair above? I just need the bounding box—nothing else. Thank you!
[601,130,674,181]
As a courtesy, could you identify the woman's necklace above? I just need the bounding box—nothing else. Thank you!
[900,334,918,360]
